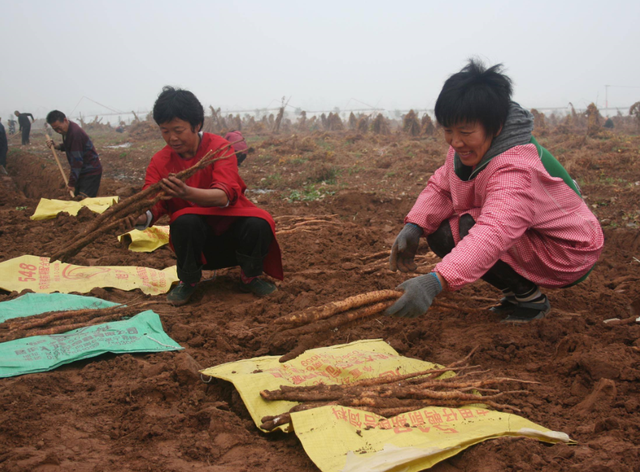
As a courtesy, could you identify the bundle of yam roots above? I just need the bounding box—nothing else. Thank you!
[49,141,246,263]
[0,300,172,343]
[260,351,533,431]
[271,290,484,363]
[260,291,532,431]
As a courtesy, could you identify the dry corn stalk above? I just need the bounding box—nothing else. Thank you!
[50,140,246,263]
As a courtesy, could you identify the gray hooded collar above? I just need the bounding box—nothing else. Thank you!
[454,102,534,181]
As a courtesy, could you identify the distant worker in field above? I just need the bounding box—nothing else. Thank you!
[45,110,103,198]
[224,130,248,166]
[14,110,34,145]
[129,86,283,306]
[8,118,17,135]
[387,60,604,323]
[0,118,8,174]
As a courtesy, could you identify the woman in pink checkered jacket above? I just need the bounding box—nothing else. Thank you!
[386,60,604,323]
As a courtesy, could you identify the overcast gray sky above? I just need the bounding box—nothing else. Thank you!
[1,0,639,121]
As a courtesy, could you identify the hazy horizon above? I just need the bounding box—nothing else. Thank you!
[2,0,639,122]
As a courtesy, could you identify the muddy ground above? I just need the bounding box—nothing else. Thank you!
[0,124,639,472]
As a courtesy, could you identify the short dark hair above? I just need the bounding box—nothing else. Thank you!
[153,86,204,131]
[46,110,66,124]
[435,59,512,137]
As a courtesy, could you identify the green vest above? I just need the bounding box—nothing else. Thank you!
[530,136,593,285]
[530,136,581,197]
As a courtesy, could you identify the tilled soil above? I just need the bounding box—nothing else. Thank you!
[0,127,639,472]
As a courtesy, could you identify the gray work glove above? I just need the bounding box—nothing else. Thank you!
[385,273,443,318]
[389,223,423,273]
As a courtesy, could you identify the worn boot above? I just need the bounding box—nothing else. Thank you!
[501,295,551,323]
[240,277,277,297]
[489,296,518,315]
[167,281,198,306]
[236,252,275,297]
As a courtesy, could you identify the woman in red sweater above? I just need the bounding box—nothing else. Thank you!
[132,87,283,306]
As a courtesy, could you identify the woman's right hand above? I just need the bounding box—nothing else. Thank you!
[121,214,148,233]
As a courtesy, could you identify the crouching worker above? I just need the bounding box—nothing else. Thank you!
[131,86,283,306]
[224,130,248,166]
[387,60,604,323]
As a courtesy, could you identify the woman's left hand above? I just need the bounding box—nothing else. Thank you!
[160,175,191,200]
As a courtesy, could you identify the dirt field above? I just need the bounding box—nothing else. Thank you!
[1,122,639,472]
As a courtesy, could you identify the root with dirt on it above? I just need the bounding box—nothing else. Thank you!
[258,352,528,430]
[273,290,486,362]
[274,290,402,326]
[0,300,175,343]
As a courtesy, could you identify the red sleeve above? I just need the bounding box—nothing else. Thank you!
[208,143,242,206]
[143,156,169,224]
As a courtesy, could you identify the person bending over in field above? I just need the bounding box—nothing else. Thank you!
[131,86,283,306]
[15,110,34,145]
[387,60,603,323]
[46,110,103,198]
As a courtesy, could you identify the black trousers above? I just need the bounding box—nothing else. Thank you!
[236,152,247,166]
[427,214,537,295]
[0,147,7,167]
[21,125,31,145]
[170,214,273,284]
[74,173,102,198]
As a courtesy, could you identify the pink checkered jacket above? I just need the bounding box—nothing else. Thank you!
[406,144,604,290]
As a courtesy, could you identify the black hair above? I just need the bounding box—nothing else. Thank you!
[434,59,512,137]
[152,86,204,131]
[46,110,66,124]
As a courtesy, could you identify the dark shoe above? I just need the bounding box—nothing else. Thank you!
[167,281,198,306]
[501,296,551,323]
[240,278,277,297]
[489,296,517,314]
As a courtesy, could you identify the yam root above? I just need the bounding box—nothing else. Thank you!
[0,300,172,343]
[49,140,247,263]
[276,290,482,328]
[258,384,524,430]
[50,194,163,262]
[1,312,135,342]
[80,147,217,236]
[274,290,487,363]
[258,346,528,431]
[275,290,402,326]
[278,331,331,363]
[3,300,163,331]
[279,300,395,339]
